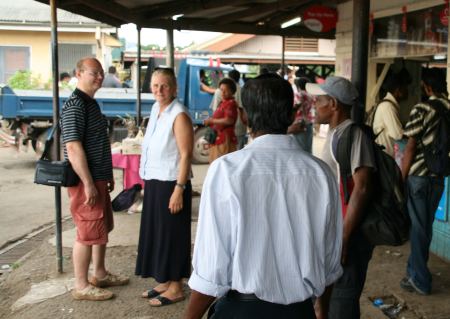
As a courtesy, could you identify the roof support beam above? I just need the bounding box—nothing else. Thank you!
[140,18,334,39]
[75,0,132,24]
[138,0,250,21]
[216,0,303,25]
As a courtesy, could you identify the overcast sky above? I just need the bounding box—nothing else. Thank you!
[118,23,221,48]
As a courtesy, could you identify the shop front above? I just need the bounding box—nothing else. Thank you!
[367,1,450,261]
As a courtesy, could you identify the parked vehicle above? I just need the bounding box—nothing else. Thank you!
[0,58,232,163]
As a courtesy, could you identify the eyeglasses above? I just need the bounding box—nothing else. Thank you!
[81,69,104,78]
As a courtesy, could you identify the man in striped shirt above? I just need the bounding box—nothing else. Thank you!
[61,57,129,301]
[400,68,449,295]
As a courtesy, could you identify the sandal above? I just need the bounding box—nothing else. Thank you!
[141,288,163,299]
[149,295,185,307]
[71,284,114,301]
[89,271,129,288]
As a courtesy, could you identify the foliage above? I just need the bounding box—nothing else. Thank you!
[7,71,41,89]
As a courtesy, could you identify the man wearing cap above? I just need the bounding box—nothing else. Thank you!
[306,76,376,319]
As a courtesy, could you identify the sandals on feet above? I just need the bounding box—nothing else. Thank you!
[89,271,129,288]
[141,288,163,299]
[149,295,185,307]
[71,284,114,301]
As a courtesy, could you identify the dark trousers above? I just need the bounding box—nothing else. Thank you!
[406,175,444,293]
[329,231,374,319]
[209,290,316,319]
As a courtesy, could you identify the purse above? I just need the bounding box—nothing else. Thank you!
[34,127,80,187]
[204,127,217,144]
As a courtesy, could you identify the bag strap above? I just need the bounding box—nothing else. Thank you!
[334,124,356,204]
[427,98,448,117]
[40,100,89,161]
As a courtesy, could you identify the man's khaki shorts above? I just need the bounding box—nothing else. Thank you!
[68,180,114,245]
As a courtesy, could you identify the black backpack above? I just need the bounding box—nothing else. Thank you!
[336,124,410,246]
[423,99,450,176]
[111,183,142,212]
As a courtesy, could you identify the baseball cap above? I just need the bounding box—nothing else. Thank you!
[306,76,359,105]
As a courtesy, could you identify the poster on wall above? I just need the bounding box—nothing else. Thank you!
[370,4,448,58]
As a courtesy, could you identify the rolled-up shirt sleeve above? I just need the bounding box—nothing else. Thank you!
[188,161,235,297]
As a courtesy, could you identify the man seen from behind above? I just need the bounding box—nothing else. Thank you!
[400,68,450,295]
[184,74,343,319]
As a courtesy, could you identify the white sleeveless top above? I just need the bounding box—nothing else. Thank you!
[139,99,190,181]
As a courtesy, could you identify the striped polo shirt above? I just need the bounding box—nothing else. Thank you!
[404,96,450,176]
[60,88,113,181]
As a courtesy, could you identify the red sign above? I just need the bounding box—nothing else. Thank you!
[303,5,338,33]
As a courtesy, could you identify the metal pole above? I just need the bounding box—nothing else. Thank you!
[351,0,370,124]
[137,26,142,127]
[50,0,63,273]
[166,29,175,68]
[281,35,286,77]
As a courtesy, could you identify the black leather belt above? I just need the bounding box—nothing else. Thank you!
[226,290,260,301]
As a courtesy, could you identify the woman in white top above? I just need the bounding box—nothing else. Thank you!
[136,68,194,307]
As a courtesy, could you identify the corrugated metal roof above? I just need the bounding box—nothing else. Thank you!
[0,0,107,26]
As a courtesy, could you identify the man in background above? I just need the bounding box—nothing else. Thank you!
[102,66,122,88]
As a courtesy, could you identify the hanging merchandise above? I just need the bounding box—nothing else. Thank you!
[440,0,449,26]
[402,6,408,32]
[369,13,374,35]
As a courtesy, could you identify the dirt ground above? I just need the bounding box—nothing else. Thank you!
[1,139,450,318]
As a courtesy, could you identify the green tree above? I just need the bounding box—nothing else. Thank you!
[7,71,40,89]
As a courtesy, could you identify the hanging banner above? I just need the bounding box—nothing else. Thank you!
[303,5,338,33]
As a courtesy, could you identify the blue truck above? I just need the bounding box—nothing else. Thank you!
[0,58,232,163]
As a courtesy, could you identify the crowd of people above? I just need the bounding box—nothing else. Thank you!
[59,56,449,318]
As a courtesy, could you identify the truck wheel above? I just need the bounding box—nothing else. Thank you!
[32,131,48,157]
[193,127,210,164]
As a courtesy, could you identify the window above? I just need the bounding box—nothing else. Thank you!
[285,37,318,52]
[58,43,95,74]
[0,46,30,84]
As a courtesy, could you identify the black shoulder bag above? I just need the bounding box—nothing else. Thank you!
[34,126,80,187]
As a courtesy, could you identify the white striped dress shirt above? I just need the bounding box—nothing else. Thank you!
[189,134,343,305]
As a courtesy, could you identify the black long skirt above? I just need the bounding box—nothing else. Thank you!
[135,179,192,282]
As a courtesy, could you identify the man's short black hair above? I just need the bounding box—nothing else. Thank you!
[219,78,237,94]
[228,69,240,83]
[295,77,311,91]
[382,68,412,93]
[60,72,70,81]
[422,67,447,95]
[241,74,293,134]
[108,66,117,74]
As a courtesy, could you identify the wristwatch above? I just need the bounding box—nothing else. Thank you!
[176,183,186,190]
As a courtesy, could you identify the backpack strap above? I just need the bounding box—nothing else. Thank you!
[427,98,448,116]
[334,124,356,204]
[42,100,89,160]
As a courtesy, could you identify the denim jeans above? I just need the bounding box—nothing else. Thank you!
[406,175,444,294]
[328,231,374,319]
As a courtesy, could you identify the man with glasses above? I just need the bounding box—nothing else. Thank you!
[306,76,375,319]
[61,57,129,301]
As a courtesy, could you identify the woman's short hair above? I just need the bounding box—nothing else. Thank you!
[152,67,177,87]
[241,74,294,134]
[219,78,237,94]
